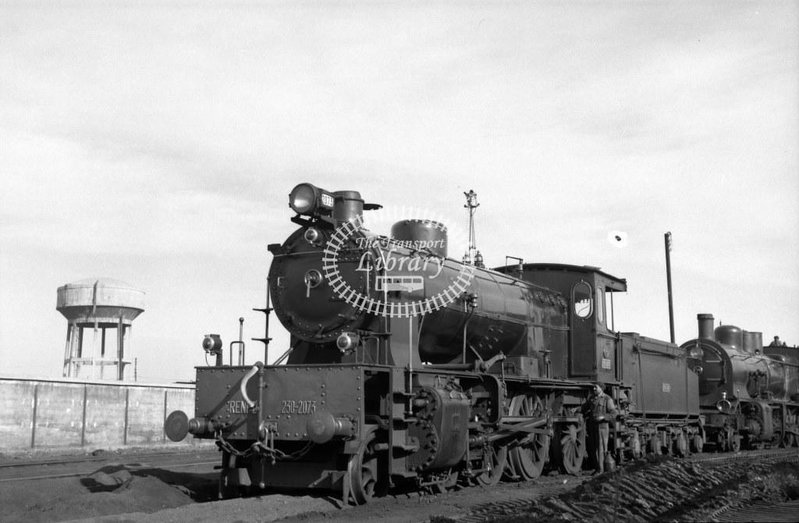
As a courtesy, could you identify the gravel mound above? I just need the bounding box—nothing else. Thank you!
[477,455,799,522]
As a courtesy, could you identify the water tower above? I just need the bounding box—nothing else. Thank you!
[57,278,145,380]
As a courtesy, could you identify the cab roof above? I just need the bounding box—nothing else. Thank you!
[494,262,628,292]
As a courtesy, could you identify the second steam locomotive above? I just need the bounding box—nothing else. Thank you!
[165,183,799,503]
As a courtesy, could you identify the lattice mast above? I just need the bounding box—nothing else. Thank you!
[462,190,484,268]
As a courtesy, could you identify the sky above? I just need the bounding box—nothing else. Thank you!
[1,1,797,383]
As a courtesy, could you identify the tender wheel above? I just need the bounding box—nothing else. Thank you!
[648,435,662,455]
[553,417,586,475]
[691,434,704,453]
[476,443,508,486]
[347,426,385,504]
[507,394,551,480]
[630,431,643,459]
[675,432,689,457]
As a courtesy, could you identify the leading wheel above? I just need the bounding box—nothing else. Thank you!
[432,469,460,494]
[732,434,741,452]
[507,394,551,480]
[218,451,250,499]
[476,443,508,486]
[347,426,385,504]
[718,427,739,453]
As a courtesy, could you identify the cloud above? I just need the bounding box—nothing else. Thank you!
[1,2,797,381]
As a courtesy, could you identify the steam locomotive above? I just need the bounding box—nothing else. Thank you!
[681,315,799,452]
[164,183,798,503]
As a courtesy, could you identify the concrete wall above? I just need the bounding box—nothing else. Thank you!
[0,377,197,452]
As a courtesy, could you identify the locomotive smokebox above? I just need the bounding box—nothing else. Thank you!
[390,219,448,258]
[697,314,715,339]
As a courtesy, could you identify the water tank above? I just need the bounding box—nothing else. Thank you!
[57,278,144,325]
[57,278,145,380]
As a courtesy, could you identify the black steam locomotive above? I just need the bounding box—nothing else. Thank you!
[681,315,799,452]
[165,183,799,503]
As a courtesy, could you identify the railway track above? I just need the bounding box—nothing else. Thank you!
[693,448,799,523]
[690,447,799,463]
[0,446,220,484]
[4,446,797,522]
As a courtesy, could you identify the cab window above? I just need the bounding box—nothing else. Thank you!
[596,287,605,326]
[573,281,593,319]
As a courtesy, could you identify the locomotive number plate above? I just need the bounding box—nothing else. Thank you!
[280,400,317,415]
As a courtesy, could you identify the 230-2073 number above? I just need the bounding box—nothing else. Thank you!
[280,400,317,415]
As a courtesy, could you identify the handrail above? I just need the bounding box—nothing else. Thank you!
[240,362,262,408]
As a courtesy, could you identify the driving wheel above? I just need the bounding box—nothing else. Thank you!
[507,394,551,480]
[552,416,586,475]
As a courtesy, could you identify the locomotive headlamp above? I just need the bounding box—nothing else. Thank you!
[304,227,322,245]
[202,334,223,355]
[289,183,335,216]
[688,346,703,360]
[202,334,224,366]
[337,332,360,353]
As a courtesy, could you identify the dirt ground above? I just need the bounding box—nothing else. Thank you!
[2,451,798,523]
[474,456,799,522]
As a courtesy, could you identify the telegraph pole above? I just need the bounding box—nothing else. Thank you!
[665,232,675,343]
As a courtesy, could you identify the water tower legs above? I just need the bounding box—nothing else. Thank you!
[61,320,130,381]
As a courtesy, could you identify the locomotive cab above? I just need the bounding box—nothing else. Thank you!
[495,263,627,383]
[497,263,702,457]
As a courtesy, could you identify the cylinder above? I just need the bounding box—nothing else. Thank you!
[697,314,715,339]
[391,219,448,258]
[715,325,743,351]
